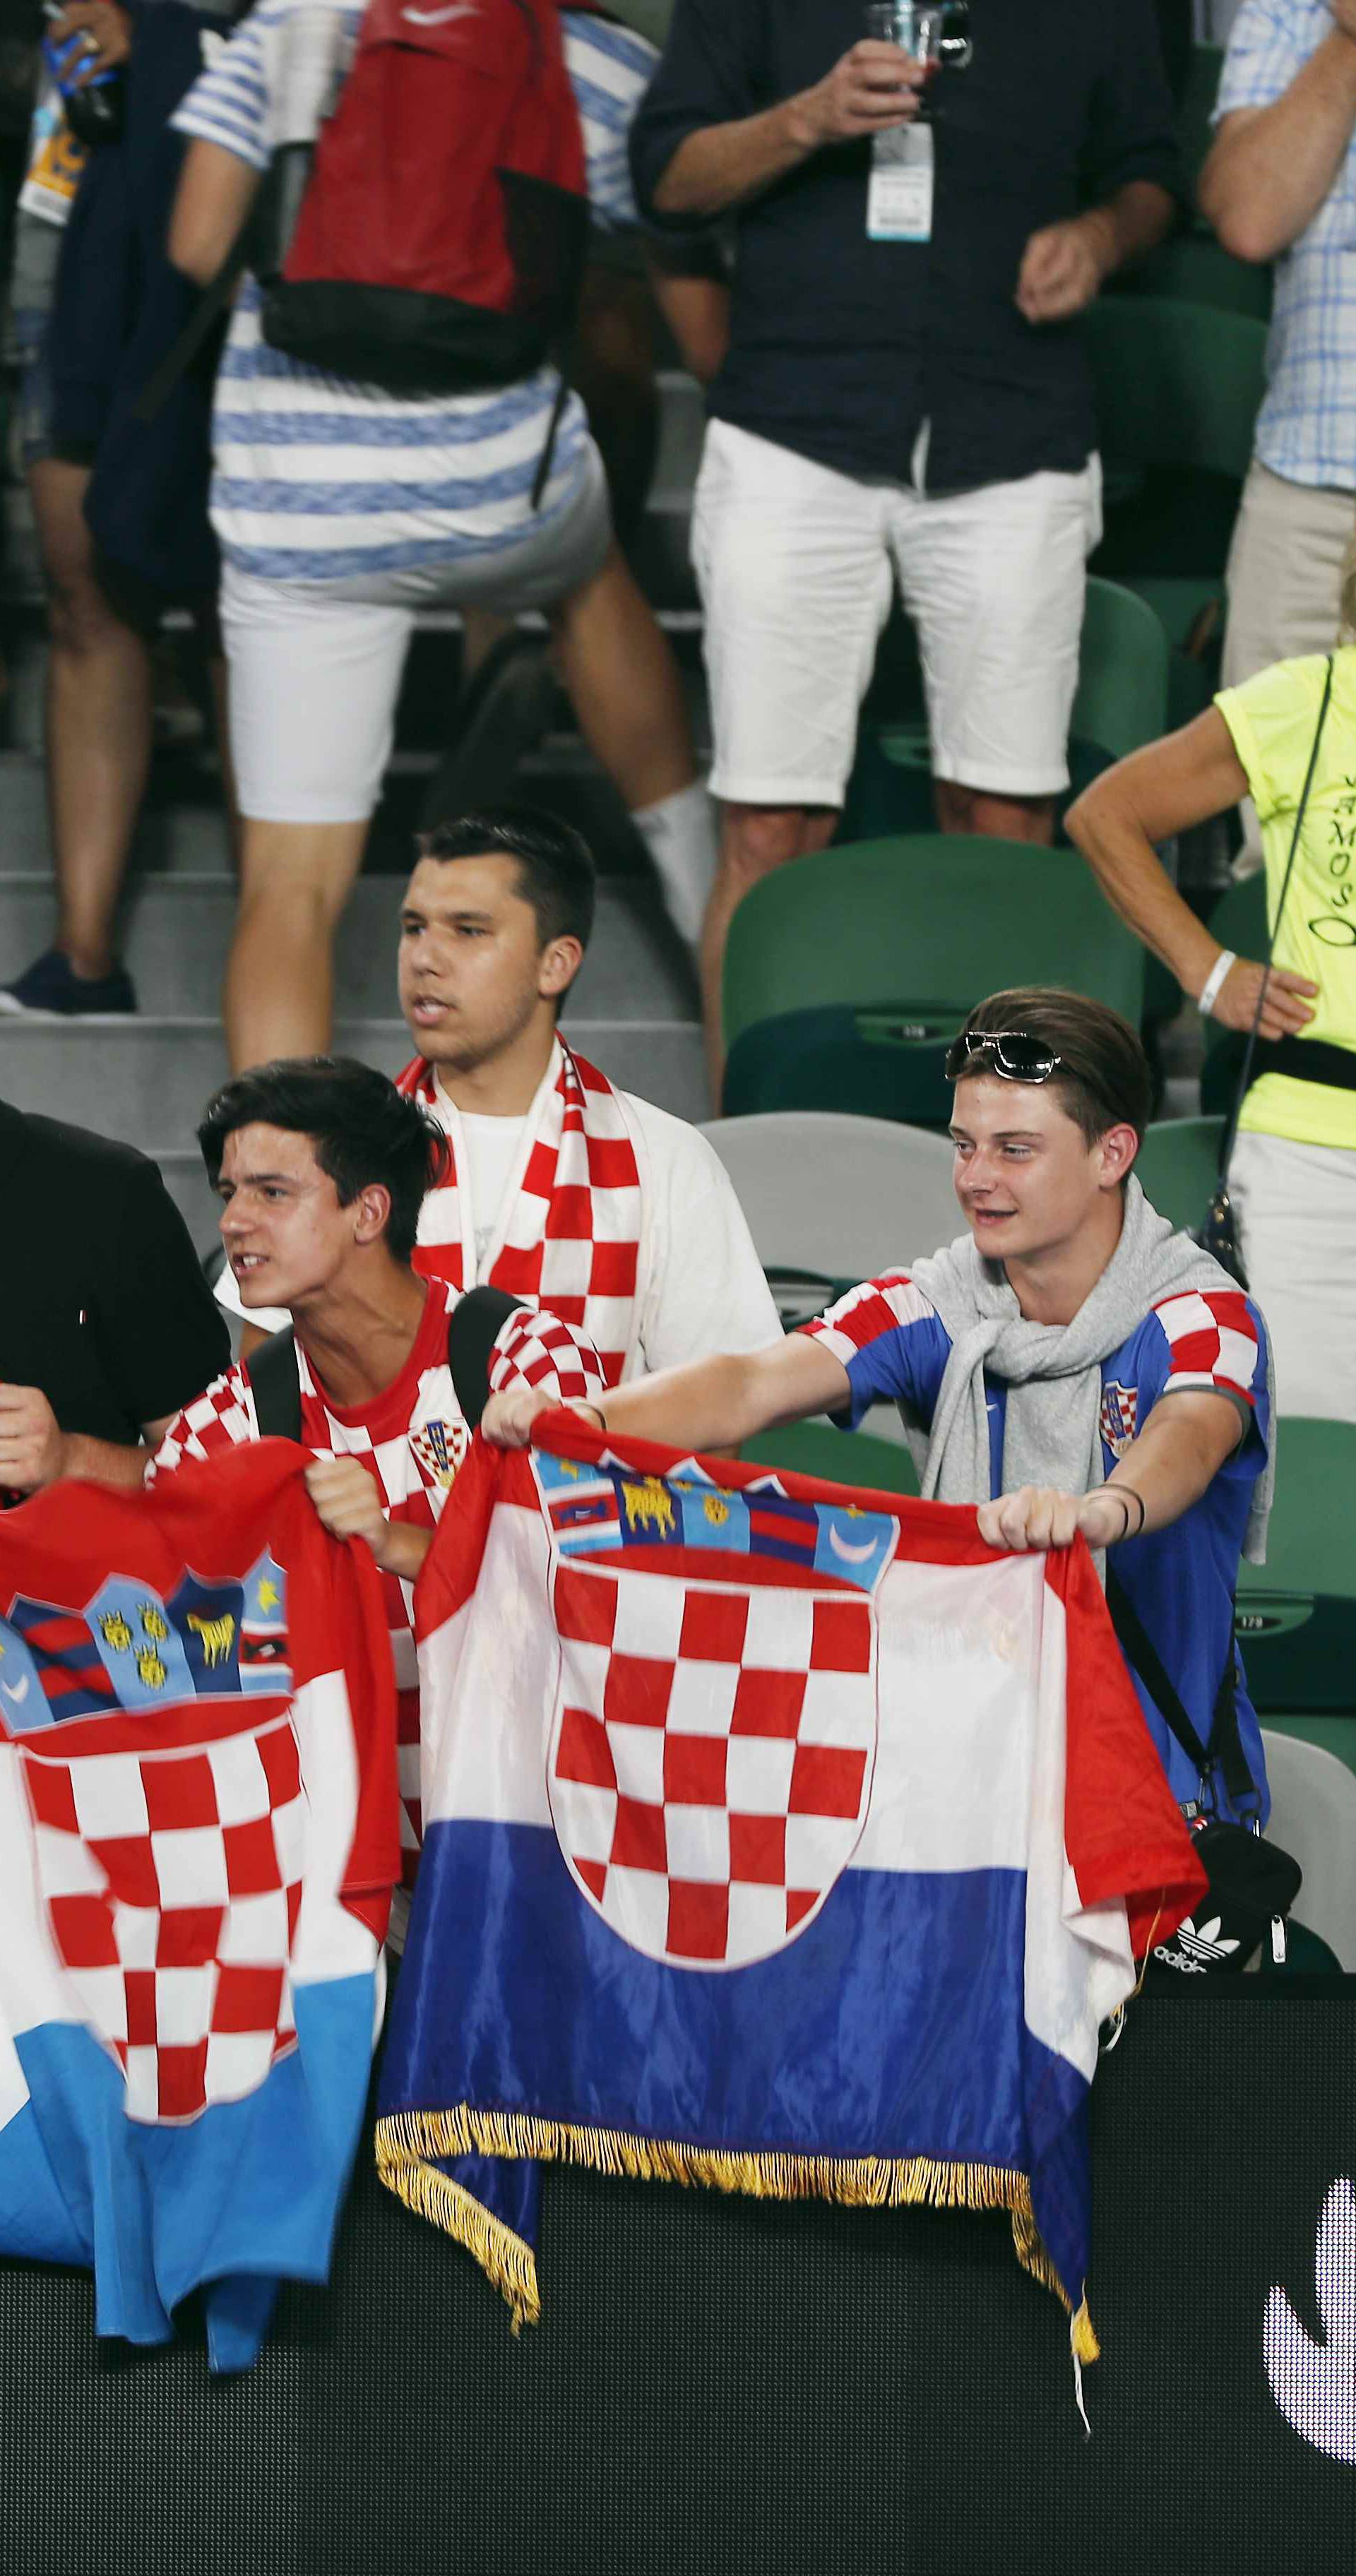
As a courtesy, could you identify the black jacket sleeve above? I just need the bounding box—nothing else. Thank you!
[629,0,770,227]
[85,1155,232,1430]
[1083,0,1183,208]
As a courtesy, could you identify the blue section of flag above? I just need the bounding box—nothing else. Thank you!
[381,1820,1090,2320]
[675,1482,751,1553]
[612,1472,685,1549]
[747,1495,820,1567]
[811,1507,897,1594]
[87,1577,195,1713]
[0,1973,377,2369]
[7,1598,117,1722]
[0,1616,56,1734]
[242,1551,287,1632]
[167,1574,246,1698]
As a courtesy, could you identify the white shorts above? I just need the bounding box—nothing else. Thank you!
[691,419,1102,809]
[222,440,612,824]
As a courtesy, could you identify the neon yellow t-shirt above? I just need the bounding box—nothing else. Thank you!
[1215,648,1356,1152]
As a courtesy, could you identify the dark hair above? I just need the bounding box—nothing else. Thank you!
[196,1056,449,1264]
[416,804,596,952]
[951,988,1153,1147]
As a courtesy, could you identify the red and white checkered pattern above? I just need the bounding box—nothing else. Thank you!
[398,1042,643,1388]
[1151,1290,1263,1409]
[150,1279,603,1883]
[799,1271,934,1370]
[20,1713,305,2123]
[547,1561,878,1969]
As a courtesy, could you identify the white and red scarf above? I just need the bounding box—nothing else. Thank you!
[396,1040,643,1387]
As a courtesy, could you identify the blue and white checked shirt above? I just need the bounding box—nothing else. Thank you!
[1215,0,1356,489]
[173,1,654,582]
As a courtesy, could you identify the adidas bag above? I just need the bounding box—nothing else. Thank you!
[260,0,593,396]
[1148,1819,1302,1977]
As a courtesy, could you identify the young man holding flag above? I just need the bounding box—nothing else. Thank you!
[484,986,1275,1824]
[149,1055,605,1895]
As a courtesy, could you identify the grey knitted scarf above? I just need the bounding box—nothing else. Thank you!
[903,1179,1273,1564]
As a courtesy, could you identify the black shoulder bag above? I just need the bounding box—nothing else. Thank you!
[249,1283,521,1441]
[1198,652,1336,1287]
[1105,1568,1301,1972]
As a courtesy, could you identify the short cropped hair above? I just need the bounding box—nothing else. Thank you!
[197,1056,449,1264]
[417,804,596,952]
[952,988,1154,1147]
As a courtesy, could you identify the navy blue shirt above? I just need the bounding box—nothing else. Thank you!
[802,1270,1272,1823]
[631,0,1180,491]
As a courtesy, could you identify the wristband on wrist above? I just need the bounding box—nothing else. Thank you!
[1110,1483,1146,1541]
[1196,948,1236,1018]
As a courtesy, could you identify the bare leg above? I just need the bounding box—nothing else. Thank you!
[934,778,1057,845]
[548,542,696,810]
[223,816,368,1070]
[701,801,836,1104]
[30,458,153,979]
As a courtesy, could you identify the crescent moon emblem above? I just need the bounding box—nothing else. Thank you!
[827,1522,880,1566]
[0,1675,30,1705]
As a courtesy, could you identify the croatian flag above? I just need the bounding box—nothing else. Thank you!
[0,1444,399,2371]
[378,1416,1204,2355]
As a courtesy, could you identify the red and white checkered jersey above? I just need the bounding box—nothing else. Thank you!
[150,1282,604,1878]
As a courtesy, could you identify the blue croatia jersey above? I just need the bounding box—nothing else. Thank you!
[802,1275,1272,1824]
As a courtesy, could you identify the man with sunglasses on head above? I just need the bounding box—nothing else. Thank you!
[482,985,1276,1825]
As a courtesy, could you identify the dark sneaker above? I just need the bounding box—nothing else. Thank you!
[0,948,137,1017]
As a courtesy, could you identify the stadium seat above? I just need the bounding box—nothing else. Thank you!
[844,577,1171,842]
[700,1114,960,1327]
[1260,1731,1356,1969]
[1236,1421,1356,1784]
[1117,230,1271,323]
[741,1420,920,1499]
[1134,1116,1224,1232]
[721,838,1145,1125]
[1084,297,1267,725]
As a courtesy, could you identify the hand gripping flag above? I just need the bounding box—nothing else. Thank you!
[376,1414,1205,2361]
[0,1443,400,2371]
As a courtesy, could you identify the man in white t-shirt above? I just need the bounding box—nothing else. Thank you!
[220,806,780,1377]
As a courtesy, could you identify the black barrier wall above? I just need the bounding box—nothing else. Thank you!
[4,1986,1355,2576]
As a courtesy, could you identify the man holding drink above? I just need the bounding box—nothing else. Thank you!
[631,2,1181,1078]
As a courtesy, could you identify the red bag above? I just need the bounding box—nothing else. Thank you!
[261,0,594,396]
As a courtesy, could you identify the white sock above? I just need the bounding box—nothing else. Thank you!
[631,780,718,950]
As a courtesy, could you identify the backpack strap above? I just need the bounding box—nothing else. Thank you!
[1105,1565,1259,1817]
[247,1282,524,1450]
[246,1325,304,1444]
[446,1284,522,1429]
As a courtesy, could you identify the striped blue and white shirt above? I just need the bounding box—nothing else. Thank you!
[172,1,655,582]
[1215,0,1356,490]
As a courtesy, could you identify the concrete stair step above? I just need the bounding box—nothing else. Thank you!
[0,1014,707,1152]
[0,872,698,1020]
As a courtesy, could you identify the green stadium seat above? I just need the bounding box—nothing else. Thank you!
[741,1421,920,1499]
[1134,1116,1224,1232]
[1236,1422,1356,1785]
[1117,230,1271,323]
[1084,297,1267,726]
[844,578,1171,844]
[721,837,1145,1125]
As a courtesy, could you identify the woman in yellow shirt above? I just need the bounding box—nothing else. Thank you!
[1066,578,1356,1422]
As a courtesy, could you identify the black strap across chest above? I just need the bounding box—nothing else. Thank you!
[249,1284,521,1444]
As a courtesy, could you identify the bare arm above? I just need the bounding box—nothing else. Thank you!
[482,1334,851,1454]
[652,41,925,220]
[303,1457,434,1580]
[1016,179,1175,325]
[169,136,262,286]
[977,1389,1247,1553]
[0,1387,174,1496]
[1199,8,1356,263]
[1064,709,1319,1039]
[646,263,731,384]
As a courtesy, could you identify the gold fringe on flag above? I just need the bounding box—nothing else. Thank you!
[375,2104,1099,2352]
